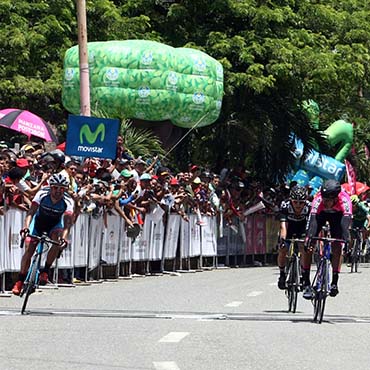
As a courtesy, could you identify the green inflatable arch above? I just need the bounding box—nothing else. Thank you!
[62,40,224,128]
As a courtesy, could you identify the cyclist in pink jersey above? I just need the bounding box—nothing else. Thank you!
[303,179,352,299]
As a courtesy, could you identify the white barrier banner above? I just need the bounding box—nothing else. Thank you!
[151,205,165,224]
[152,218,165,261]
[131,228,148,261]
[201,216,217,257]
[163,214,180,259]
[88,216,103,270]
[217,222,228,256]
[119,219,131,262]
[180,218,190,259]
[4,209,24,271]
[189,214,201,257]
[145,213,164,261]
[73,213,89,267]
[101,213,120,265]
[57,232,73,269]
[0,216,4,274]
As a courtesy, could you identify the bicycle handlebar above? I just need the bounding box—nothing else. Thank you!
[285,238,306,244]
[310,236,347,244]
[19,233,62,248]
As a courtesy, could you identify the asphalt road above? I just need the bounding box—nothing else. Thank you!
[1,262,370,370]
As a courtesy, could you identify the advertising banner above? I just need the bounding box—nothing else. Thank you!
[65,115,119,159]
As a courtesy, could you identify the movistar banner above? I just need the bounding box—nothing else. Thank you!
[65,115,119,159]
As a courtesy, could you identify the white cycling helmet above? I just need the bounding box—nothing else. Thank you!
[49,173,69,188]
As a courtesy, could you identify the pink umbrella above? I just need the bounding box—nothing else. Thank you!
[0,109,57,142]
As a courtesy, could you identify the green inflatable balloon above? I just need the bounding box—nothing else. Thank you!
[62,40,224,128]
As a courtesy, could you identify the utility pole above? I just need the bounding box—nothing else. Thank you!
[76,0,91,116]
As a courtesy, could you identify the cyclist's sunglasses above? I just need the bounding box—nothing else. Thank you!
[291,199,305,204]
[51,185,66,191]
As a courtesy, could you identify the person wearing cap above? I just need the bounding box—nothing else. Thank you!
[20,143,35,156]
[115,170,136,210]
[132,173,154,215]
[168,177,190,221]
[111,158,131,180]
[6,158,49,199]
[130,157,146,182]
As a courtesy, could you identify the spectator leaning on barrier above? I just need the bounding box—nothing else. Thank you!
[6,159,49,205]
[131,157,146,182]
[167,177,189,221]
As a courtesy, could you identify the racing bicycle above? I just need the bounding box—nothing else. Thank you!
[19,233,61,314]
[309,225,346,324]
[284,237,304,313]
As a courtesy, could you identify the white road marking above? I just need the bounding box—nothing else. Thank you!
[247,291,263,297]
[153,361,181,370]
[269,282,277,286]
[159,332,189,343]
[224,301,243,307]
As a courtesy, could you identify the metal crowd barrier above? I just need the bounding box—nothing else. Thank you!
[0,207,280,293]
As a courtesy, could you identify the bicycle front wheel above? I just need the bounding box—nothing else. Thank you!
[21,253,41,315]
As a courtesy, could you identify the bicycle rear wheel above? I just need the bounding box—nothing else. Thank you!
[351,239,359,273]
[313,261,327,323]
[286,257,299,313]
[21,253,41,315]
[286,260,294,312]
[318,261,329,323]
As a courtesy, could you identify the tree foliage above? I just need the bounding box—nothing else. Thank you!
[1,0,369,182]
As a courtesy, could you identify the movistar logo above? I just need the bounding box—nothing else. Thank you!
[79,123,105,144]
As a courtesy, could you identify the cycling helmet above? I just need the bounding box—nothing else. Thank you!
[321,179,341,199]
[49,173,69,188]
[289,185,307,201]
[50,149,66,164]
[350,194,360,204]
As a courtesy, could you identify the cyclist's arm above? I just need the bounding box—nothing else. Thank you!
[279,220,287,241]
[61,212,74,241]
[23,202,38,230]
[306,212,318,240]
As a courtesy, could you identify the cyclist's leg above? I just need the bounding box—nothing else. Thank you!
[20,218,40,275]
[277,243,288,289]
[40,224,63,282]
[328,213,343,296]
[20,237,38,275]
[12,220,39,294]
[302,249,314,299]
[303,216,325,299]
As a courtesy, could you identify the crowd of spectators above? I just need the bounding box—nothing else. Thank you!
[0,136,293,234]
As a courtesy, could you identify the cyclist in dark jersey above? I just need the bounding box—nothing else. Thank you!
[350,194,370,230]
[277,185,310,289]
[349,194,370,255]
[303,179,352,299]
[12,173,74,295]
